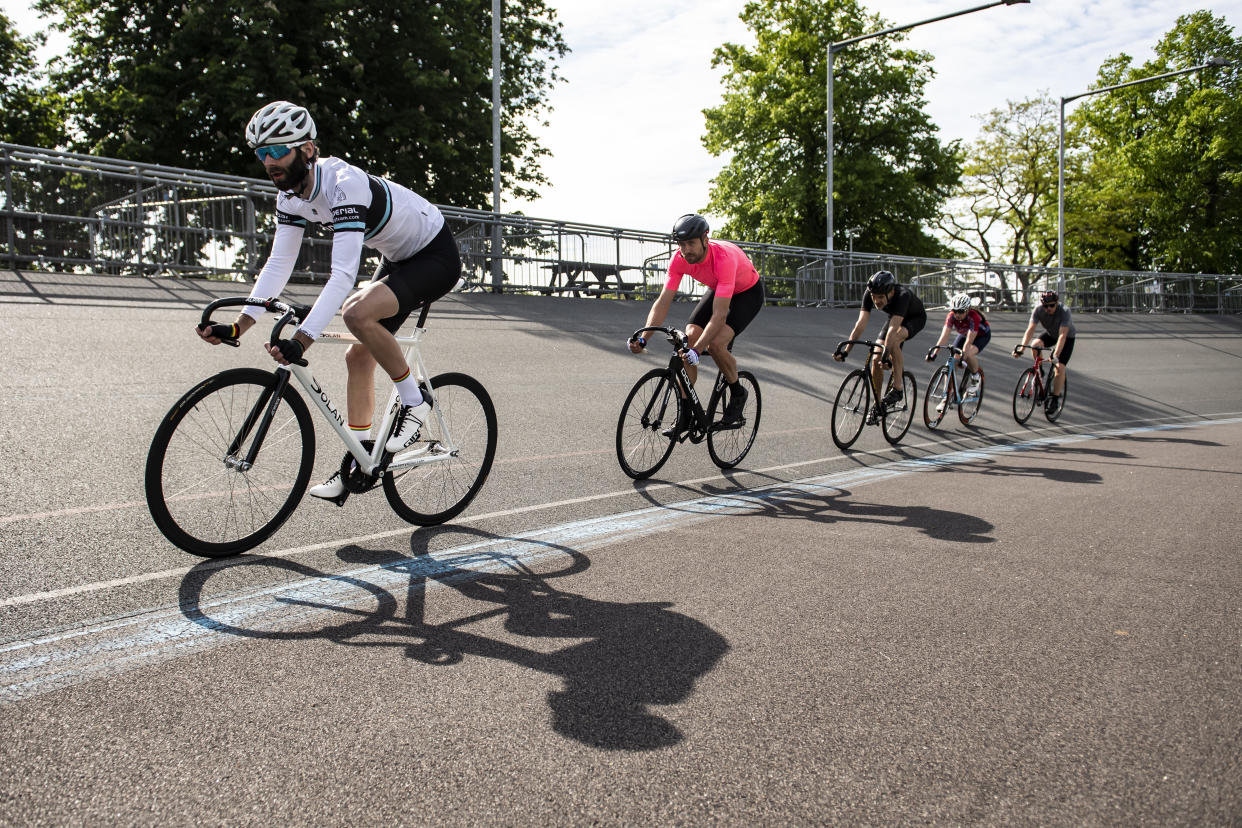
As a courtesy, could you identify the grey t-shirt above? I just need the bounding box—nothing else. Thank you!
[1031,304,1076,338]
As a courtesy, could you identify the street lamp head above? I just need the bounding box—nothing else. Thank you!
[1206,56,1234,67]
[1002,0,1031,5]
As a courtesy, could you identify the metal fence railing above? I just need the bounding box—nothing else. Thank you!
[3,142,1240,313]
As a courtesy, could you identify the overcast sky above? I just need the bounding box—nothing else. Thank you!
[5,0,1241,235]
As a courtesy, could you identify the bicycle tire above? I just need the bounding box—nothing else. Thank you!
[383,372,497,525]
[831,369,870,450]
[958,368,985,426]
[923,366,951,429]
[145,367,315,557]
[1012,368,1038,425]
[707,370,761,469]
[616,368,680,480]
[1045,373,1068,422]
[882,371,917,444]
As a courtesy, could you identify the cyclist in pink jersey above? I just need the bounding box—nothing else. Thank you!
[628,214,764,435]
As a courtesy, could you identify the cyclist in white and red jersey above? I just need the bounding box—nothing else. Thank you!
[628,214,764,435]
[195,100,462,504]
[926,293,990,407]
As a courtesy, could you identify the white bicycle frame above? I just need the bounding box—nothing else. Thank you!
[283,325,458,476]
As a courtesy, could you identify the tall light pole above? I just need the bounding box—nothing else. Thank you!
[826,0,1029,251]
[491,0,504,291]
[1057,57,1232,269]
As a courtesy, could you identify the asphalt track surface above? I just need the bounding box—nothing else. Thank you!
[2,270,1240,825]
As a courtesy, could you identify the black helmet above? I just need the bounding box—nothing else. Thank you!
[1040,290,1059,305]
[867,270,896,293]
[672,213,709,241]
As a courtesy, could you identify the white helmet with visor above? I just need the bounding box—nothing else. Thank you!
[245,101,317,149]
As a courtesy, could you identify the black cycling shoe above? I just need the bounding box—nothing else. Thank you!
[720,385,748,425]
[660,410,691,439]
[881,388,904,407]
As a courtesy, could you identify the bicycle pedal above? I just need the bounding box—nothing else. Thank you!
[325,491,350,508]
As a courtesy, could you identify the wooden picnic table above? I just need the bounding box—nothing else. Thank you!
[541,260,641,297]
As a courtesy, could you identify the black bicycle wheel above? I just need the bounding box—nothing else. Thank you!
[958,368,985,426]
[383,372,497,525]
[616,368,680,479]
[1012,368,1038,425]
[707,370,762,469]
[923,366,951,430]
[882,371,917,444]
[831,369,870,450]
[145,367,315,557]
[1045,373,1068,422]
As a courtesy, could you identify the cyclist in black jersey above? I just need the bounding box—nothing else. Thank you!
[196,101,462,504]
[834,270,927,414]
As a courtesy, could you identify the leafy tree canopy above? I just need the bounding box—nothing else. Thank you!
[1068,10,1242,273]
[34,0,566,208]
[937,94,1059,302]
[703,0,960,255]
[0,12,66,146]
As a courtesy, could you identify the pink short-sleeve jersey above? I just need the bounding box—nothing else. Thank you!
[665,239,760,299]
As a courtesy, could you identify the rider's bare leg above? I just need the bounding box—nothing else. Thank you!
[961,342,980,374]
[1053,363,1068,395]
[697,324,739,384]
[344,343,377,431]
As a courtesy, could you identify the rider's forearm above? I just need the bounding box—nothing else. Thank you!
[645,290,674,329]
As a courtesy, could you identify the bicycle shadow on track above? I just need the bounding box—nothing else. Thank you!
[918,457,1104,485]
[738,487,995,544]
[623,477,994,544]
[177,525,729,752]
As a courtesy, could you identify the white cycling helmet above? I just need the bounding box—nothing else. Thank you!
[245,101,317,148]
[950,293,972,311]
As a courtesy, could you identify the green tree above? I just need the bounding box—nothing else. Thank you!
[937,95,1059,304]
[1067,11,1242,274]
[703,0,960,255]
[0,12,65,146]
[35,0,566,208]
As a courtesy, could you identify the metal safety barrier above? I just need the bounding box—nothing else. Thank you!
[3,142,1238,312]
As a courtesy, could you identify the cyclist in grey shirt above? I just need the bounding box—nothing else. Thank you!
[1013,290,1076,409]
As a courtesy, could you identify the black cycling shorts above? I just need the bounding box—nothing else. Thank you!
[687,279,765,339]
[880,312,926,348]
[375,223,462,332]
[1036,333,1075,365]
[953,327,991,353]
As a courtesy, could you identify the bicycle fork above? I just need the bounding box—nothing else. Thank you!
[224,368,292,472]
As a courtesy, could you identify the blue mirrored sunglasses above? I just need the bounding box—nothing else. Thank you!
[255,144,295,161]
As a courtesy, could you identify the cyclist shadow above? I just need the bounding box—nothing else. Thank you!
[1098,433,1223,447]
[620,478,993,544]
[741,485,995,543]
[178,526,729,752]
[922,457,1104,485]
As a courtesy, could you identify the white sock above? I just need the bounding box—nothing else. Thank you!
[392,369,423,408]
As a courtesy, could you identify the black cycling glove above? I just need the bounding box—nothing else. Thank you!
[275,338,305,365]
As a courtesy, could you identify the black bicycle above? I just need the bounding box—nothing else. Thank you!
[615,326,761,479]
[923,344,985,429]
[830,339,917,450]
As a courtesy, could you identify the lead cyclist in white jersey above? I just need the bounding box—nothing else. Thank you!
[195,100,463,504]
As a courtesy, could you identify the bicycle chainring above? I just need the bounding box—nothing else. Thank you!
[340,441,381,494]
